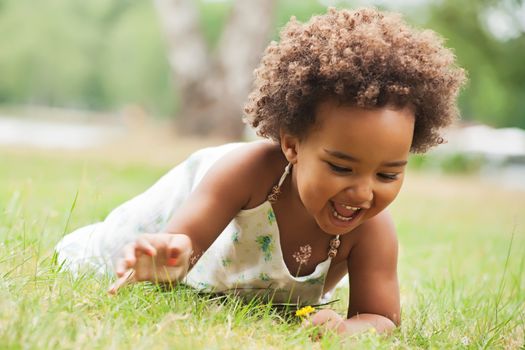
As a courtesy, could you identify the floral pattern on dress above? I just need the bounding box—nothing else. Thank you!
[256,235,274,261]
[305,274,325,285]
[231,231,239,243]
[60,143,331,306]
[267,208,276,225]
[155,215,164,226]
[197,281,212,290]
[259,272,270,282]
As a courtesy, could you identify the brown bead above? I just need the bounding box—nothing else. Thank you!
[328,248,338,258]
[329,238,340,249]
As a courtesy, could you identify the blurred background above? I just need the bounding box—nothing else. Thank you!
[2,3,524,347]
[0,0,524,188]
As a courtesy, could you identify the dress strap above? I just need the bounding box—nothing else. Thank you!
[267,163,292,203]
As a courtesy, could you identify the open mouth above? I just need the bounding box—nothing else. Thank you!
[330,201,362,222]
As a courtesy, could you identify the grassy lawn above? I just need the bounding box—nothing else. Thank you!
[1,145,524,349]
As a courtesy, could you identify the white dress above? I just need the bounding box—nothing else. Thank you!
[55,142,339,305]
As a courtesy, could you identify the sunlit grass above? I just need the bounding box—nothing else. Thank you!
[1,148,524,349]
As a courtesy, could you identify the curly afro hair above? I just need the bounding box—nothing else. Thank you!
[243,7,466,153]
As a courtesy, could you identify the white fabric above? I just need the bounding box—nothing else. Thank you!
[55,142,334,305]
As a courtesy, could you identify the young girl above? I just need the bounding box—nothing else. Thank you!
[56,7,465,336]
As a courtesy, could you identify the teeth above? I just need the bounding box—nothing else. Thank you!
[331,207,358,221]
[342,204,360,211]
[332,210,352,221]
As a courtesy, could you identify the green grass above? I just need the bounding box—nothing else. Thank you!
[1,148,524,349]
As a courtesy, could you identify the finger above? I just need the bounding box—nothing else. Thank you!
[134,253,155,281]
[167,234,191,266]
[300,319,322,341]
[301,317,313,329]
[310,309,338,326]
[120,243,138,276]
[115,243,135,276]
[135,237,157,257]
[310,309,344,334]
[115,259,127,278]
[108,269,136,295]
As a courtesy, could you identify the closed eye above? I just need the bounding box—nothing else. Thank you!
[378,173,399,180]
[327,162,352,174]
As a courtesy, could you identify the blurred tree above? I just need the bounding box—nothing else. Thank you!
[1,0,524,130]
[76,0,133,108]
[0,0,172,114]
[154,0,276,138]
[423,0,525,128]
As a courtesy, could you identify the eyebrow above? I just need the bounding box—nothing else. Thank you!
[323,149,408,167]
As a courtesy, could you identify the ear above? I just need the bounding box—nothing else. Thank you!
[279,130,299,164]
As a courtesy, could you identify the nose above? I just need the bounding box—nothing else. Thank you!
[344,180,373,207]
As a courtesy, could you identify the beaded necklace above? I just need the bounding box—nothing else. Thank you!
[267,163,341,260]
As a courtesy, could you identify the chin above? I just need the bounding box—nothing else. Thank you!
[317,217,360,236]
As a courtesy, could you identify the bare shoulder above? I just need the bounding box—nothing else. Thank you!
[201,141,286,209]
[166,141,286,248]
[351,209,398,257]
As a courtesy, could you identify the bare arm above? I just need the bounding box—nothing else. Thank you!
[309,210,400,335]
[164,141,283,257]
[110,142,279,290]
[164,146,259,257]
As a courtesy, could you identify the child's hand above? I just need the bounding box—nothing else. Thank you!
[303,309,345,339]
[304,309,391,338]
[108,233,192,294]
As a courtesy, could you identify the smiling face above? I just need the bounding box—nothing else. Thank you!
[280,99,415,235]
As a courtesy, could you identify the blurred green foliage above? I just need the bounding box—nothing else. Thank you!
[0,0,524,127]
[409,153,485,174]
[423,0,525,129]
[0,0,174,114]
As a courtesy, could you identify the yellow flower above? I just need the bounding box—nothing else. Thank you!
[295,305,315,317]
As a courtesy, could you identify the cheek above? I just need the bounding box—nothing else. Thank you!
[296,167,334,209]
[374,183,403,210]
